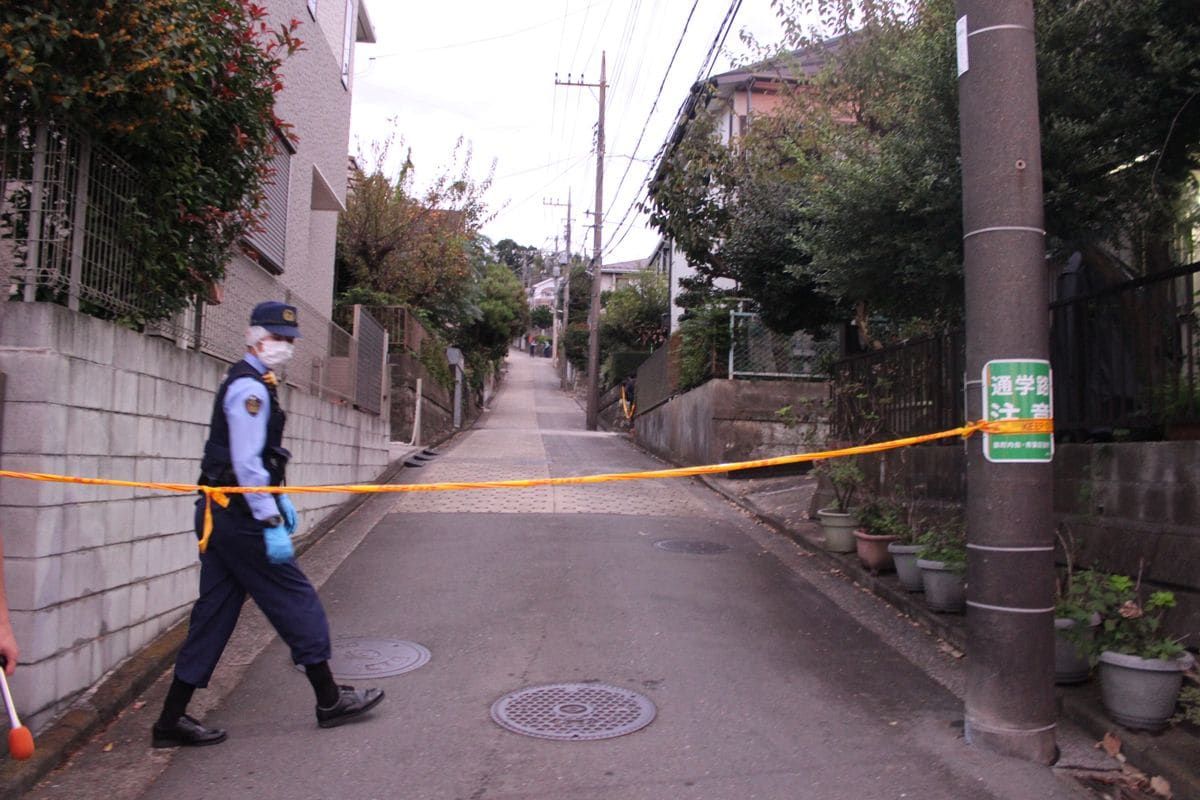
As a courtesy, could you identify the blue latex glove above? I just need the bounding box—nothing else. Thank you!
[263,524,294,564]
[277,494,298,535]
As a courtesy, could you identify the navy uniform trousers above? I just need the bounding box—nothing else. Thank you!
[174,500,332,688]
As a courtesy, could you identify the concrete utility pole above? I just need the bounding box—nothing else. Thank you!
[955,1,1056,764]
[557,53,606,430]
[545,192,573,387]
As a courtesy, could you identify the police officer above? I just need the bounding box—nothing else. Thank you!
[152,301,384,747]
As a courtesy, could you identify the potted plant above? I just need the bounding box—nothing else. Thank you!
[884,498,924,592]
[1054,568,1107,684]
[1095,573,1194,731]
[916,522,967,612]
[813,458,864,553]
[1052,526,1106,684]
[853,498,909,573]
[1151,377,1200,440]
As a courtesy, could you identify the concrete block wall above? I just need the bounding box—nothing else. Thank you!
[855,442,1200,645]
[635,378,829,467]
[0,302,388,733]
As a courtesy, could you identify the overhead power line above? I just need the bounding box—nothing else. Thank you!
[602,0,703,230]
[603,0,746,259]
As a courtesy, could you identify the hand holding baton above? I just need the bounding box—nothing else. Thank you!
[0,656,33,760]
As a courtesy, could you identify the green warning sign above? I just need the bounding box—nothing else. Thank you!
[982,359,1054,463]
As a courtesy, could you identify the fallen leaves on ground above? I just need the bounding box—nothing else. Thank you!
[936,641,964,659]
[1067,733,1174,799]
[1148,776,1172,799]
[1098,731,1125,761]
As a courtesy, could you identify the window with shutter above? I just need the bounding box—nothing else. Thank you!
[244,131,292,273]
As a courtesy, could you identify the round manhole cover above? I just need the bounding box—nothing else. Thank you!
[490,683,656,741]
[653,539,730,555]
[293,637,430,679]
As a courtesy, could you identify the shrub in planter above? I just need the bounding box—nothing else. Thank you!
[1095,575,1194,731]
[854,498,910,573]
[886,516,924,592]
[916,523,966,613]
[1054,568,1108,684]
[814,458,864,553]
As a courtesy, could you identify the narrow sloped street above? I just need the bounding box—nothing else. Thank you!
[26,351,1099,800]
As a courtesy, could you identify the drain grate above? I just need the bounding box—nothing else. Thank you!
[653,539,730,555]
[294,637,430,679]
[490,683,656,741]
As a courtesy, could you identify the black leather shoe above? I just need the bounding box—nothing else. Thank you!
[151,714,227,748]
[316,685,385,728]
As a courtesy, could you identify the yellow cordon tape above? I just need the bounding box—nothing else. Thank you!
[0,418,1051,554]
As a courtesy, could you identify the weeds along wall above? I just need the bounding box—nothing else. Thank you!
[0,302,389,734]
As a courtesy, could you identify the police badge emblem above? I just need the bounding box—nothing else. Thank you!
[245,395,262,416]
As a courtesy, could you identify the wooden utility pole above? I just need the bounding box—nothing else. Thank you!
[955,0,1056,764]
[556,53,606,430]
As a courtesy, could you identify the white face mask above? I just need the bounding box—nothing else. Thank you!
[258,338,295,370]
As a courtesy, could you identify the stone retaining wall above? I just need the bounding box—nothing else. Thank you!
[634,378,829,466]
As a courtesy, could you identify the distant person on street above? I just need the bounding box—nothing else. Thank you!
[0,532,18,675]
[153,301,384,748]
[528,334,536,357]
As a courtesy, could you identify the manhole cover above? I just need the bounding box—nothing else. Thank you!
[293,637,430,679]
[653,539,730,555]
[490,683,656,741]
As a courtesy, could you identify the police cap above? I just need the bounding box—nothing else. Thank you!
[250,301,302,338]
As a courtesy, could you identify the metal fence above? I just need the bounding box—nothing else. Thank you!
[832,331,967,442]
[633,335,680,414]
[1,121,141,313]
[830,261,1200,441]
[1,119,387,415]
[1050,260,1198,437]
[359,304,431,356]
[729,304,822,379]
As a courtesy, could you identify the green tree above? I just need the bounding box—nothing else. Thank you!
[454,263,527,364]
[529,305,553,329]
[493,239,542,282]
[1,0,301,320]
[336,130,494,328]
[600,271,669,350]
[655,0,1200,347]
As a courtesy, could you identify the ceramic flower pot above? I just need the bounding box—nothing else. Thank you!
[1054,614,1100,685]
[887,543,923,592]
[1098,650,1196,732]
[916,558,965,612]
[816,508,858,553]
[853,531,897,572]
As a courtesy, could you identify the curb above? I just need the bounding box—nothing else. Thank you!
[699,475,969,651]
[0,427,464,797]
[696,474,1200,800]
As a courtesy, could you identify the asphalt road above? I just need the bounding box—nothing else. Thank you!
[26,352,1094,800]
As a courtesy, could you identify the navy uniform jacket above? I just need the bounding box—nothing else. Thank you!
[199,353,288,524]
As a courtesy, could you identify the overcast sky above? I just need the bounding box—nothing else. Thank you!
[349,0,802,265]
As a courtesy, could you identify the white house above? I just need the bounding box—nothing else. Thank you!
[648,42,843,333]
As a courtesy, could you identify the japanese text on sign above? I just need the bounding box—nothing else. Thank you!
[982,359,1054,463]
